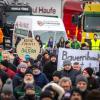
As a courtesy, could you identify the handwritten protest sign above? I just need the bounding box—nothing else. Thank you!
[57,48,100,72]
[16,38,40,60]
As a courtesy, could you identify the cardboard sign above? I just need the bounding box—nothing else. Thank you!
[16,38,40,60]
[57,48,100,72]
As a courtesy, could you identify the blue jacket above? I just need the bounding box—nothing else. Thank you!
[34,72,49,88]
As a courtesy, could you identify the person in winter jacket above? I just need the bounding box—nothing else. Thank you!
[76,74,89,100]
[57,36,65,48]
[14,69,41,99]
[35,35,42,48]
[59,77,72,100]
[43,53,57,81]
[70,36,81,49]
[18,83,39,100]
[82,67,99,90]
[0,78,16,100]
[13,62,28,88]
[32,62,49,88]
[59,60,80,86]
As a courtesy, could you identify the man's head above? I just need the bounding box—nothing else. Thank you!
[63,60,72,71]
[73,62,81,71]
[76,75,88,92]
[59,77,72,91]
[50,53,57,63]
[32,62,41,75]
[70,88,82,100]
[82,67,93,78]
[43,52,50,60]
[24,70,34,84]
[2,52,10,61]
[52,71,61,83]
[24,83,35,96]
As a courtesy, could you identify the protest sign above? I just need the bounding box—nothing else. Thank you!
[58,48,100,72]
[16,38,40,60]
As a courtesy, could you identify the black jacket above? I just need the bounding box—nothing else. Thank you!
[43,61,57,81]
[59,69,80,86]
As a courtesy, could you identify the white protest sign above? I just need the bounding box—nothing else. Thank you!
[57,48,100,72]
[16,38,40,60]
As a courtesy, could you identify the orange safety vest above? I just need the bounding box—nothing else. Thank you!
[0,28,4,44]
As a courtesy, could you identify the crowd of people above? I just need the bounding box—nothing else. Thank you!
[0,33,100,100]
[0,41,100,100]
[35,33,100,51]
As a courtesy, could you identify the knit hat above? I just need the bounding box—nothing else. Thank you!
[63,60,71,66]
[83,67,93,77]
[24,83,34,90]
[25,69,33,75]
[2,78,13,94]
[32,62,41,70]
[76,74,88,84]
[53,71,61,78]
[25,54,30,61]
[17,62,28,69]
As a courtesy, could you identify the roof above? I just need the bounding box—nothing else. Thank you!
[64,0,83,12]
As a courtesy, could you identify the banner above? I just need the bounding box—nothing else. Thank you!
[57,48,100,72]
[9,0,62,18]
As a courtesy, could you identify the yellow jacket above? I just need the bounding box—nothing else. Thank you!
[91,39,100,50]
[0,28,4,44]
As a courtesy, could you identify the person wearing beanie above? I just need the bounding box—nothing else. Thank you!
[0,78,16,100]
[82,67,99,90]
[70,88,82,100]
[59,60,80,86]
[18,83,39,100]
[76,74,89,100]
[2,78,13,94]
[13,62,28,89]
[32,62,49,88]
[14,69,34,99]
[43,53,57,81]
[52,71,62,83]
[23,69,34,84]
